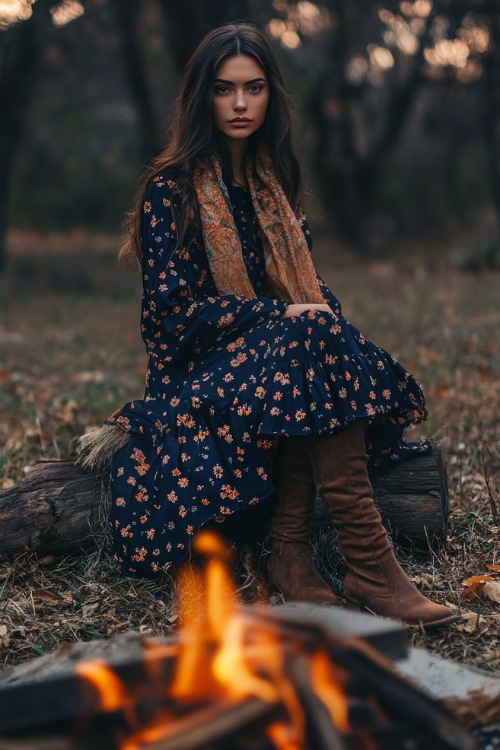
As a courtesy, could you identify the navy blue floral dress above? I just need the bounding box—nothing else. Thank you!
[109,172,430,578]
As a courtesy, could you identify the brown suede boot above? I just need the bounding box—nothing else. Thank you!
[267,437,340,606]
[308,421,460,629]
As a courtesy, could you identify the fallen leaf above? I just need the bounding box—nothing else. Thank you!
[71,370,105,384]
[58,399,79,424]
[32,590,59,601]
[461,566,500,601]
[24,428,41,442]
[412,574,434,589]
[38,556,56,566]
[483,581,500,604]
[461,574,495,601]
[82,602,100,617]
[456,612,483,633]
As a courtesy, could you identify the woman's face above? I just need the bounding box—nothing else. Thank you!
[212,54,270,146]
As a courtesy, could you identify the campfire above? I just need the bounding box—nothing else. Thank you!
[0,532,477,750]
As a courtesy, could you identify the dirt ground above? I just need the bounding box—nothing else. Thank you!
[0,228,498,673]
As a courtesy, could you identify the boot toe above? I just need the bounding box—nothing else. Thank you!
[404,605,462,630]
[345,578,461,630]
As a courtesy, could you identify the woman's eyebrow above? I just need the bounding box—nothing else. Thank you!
[214,77,267,85]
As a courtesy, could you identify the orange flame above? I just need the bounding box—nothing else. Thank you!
[309,650,350,733]
[76,659,129,712]
[77,530,355,749]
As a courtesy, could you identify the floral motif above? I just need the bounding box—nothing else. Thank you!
[109,173,430,578]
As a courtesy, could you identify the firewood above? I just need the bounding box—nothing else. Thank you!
[0,450,447,557]
[285,653,348,750]
[0,608,477,750]
[0,740,74,750]
[328,640,478,750]
[258,603,408,661]
[143,698,283,750]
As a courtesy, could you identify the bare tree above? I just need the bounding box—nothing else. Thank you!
[108,0,162,163]
[0,0,54,270]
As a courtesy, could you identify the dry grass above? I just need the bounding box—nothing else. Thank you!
[0,229,498,674]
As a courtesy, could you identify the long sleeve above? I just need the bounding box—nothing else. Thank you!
[140,173,289,362]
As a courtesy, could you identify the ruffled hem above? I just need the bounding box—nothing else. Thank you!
[241,311,427,437]
[106,309,432,578]
[107,398,279,577]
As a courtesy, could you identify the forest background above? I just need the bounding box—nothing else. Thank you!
[0,0,498,672]
[2,0,500,262]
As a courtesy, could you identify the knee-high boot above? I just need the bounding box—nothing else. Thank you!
[308,421,460,628]
[267,437,340,606]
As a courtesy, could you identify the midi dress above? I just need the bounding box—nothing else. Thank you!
[109,171,431,578]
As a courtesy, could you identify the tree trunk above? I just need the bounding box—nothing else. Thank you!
[0,450,447,557]
[109,0,162,163]
[0,0,56,271]
[481,11,500,234]
[310,0,434,252]
[0,19,37,270]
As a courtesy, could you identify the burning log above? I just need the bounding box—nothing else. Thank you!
[0,614,477,750]
[0,608,406,735]
[285,654,348,750]
[0,533,477,750]
[0,449,447,556]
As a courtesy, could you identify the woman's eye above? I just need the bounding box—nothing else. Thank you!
[249,84,263,93]
[215,86,229,94]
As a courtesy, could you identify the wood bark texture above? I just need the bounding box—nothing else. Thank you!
[0,450,447,557]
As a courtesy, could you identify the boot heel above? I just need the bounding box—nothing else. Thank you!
[345,596,377,617]
[345,598,364,613]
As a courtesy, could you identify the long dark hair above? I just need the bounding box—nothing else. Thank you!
[120,22,304,260]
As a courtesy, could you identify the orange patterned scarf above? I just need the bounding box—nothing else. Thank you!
[192,145,325,304]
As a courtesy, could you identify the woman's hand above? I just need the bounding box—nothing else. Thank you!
[282,303,332,319]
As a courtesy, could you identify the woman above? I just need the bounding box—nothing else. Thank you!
[82,22,458,628]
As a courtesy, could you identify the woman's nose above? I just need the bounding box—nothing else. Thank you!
[234,90,247,110]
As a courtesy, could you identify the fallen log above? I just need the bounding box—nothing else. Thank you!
[0,450,447,557]
[0,461,108,556]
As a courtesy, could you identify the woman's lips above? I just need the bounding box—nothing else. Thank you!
[229,118,252,127]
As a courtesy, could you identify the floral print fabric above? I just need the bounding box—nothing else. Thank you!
[110,172,430,578]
